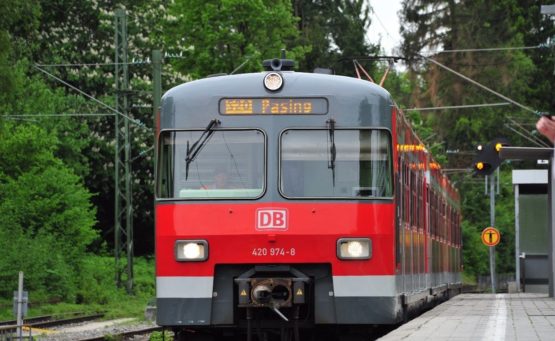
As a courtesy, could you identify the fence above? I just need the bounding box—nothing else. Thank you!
[477,273,516,292]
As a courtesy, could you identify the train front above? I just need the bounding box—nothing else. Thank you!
[155,61,398,338]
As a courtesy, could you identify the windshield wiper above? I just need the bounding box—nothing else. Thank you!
[327,119,336,186]
[185,119,220,179]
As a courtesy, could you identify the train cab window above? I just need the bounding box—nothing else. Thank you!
[280,129,393,199]
[157,129,265,199]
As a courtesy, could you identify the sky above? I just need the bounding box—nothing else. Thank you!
[367,0,403,55]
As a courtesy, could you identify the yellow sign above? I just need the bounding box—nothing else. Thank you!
[481,227,500,247]
[220,98,328,115]
[296,288,303,296]
[240,289,247,296]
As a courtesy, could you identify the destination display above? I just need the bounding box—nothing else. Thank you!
[220,98,328,115]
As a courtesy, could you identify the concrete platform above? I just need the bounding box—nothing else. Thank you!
[378,293,555,341]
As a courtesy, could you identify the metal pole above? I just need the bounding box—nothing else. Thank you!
[542,0,555,299]
[549,153,555,297]
[152,49,162,175]
[114,8,133,293]
[496,168,500,195]
[515,184,521,292]
[114,9,122,288]
[152,50,162,123]
[16,272,23,340]
[125,104,133,294]
[489,174,496,293]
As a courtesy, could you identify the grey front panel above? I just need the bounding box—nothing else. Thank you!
[334,297,401,324]
[157,298,212,326]
[211,264,336,325]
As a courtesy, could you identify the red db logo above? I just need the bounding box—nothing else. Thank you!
[256,209,288,230]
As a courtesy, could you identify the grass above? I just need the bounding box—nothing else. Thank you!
[462,271,477,286]
[0,255,155,322]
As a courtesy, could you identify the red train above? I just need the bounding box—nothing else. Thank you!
[155,57,462,340]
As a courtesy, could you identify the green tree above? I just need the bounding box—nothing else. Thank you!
[399,0,545,280]
[0,122,97,299]
[6,1,172,255]
[0,0,40,95]
[293,0,379,75]
[164,0,308,78]
[518,0,555,115]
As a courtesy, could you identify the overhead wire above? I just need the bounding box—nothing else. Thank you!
[504,123,549,147]
[405,102,510,111]
[2,113,115,117]
[419,54,540,115]
[33,64,151,131]
[505,116,550,147]
[33,52,186,68]
[369,6,397,44]
[35,61,150,67]
[425,45,545,55]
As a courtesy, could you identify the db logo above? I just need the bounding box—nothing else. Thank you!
[256,209,288,230]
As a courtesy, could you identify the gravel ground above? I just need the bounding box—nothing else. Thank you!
[31,317,160,340]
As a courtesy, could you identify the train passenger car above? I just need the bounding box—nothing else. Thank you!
[155,57,462,340]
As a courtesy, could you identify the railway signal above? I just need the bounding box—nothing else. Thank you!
[472,138,510,175]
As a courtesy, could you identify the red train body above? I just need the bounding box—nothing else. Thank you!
[155,59,461,340]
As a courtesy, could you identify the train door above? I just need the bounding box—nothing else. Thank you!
[424,179,432,288]
[396,153,405,293]
[402,161,410,293]
[410,169,416,292]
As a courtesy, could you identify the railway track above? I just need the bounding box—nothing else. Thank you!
[30,313,104,328]
[0,312,104,327]
[0,312,104,338]
[0,314,55,327]
[78,326,164,341]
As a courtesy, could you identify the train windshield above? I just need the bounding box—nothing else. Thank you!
[157,130,265,199]
[280,129,393,199]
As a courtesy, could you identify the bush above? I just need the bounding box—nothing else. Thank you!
[0,122,97,301]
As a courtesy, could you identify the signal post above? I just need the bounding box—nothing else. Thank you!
[473,139,508,293]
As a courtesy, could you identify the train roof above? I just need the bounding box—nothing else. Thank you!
[163,71,393,101]
[161,71,395,129]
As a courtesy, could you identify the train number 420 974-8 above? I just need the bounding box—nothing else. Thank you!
[251,247,296,257]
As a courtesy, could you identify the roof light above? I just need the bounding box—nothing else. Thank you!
[264,72,283,91]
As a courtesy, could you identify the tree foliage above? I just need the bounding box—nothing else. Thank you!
[399,0,555,280]
[164,0,308,78]
[294,0,379,75]
[0,122,97,299]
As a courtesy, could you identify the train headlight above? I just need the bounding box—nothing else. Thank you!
[337,238,371,260]
[175,240,208,261]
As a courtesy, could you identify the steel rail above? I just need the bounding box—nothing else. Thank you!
[78,326,164,341]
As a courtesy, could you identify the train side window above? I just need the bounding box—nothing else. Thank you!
[431,191,437,237]
[404,164,410,223]
[410,170,416,227]
[417,175,422,229]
